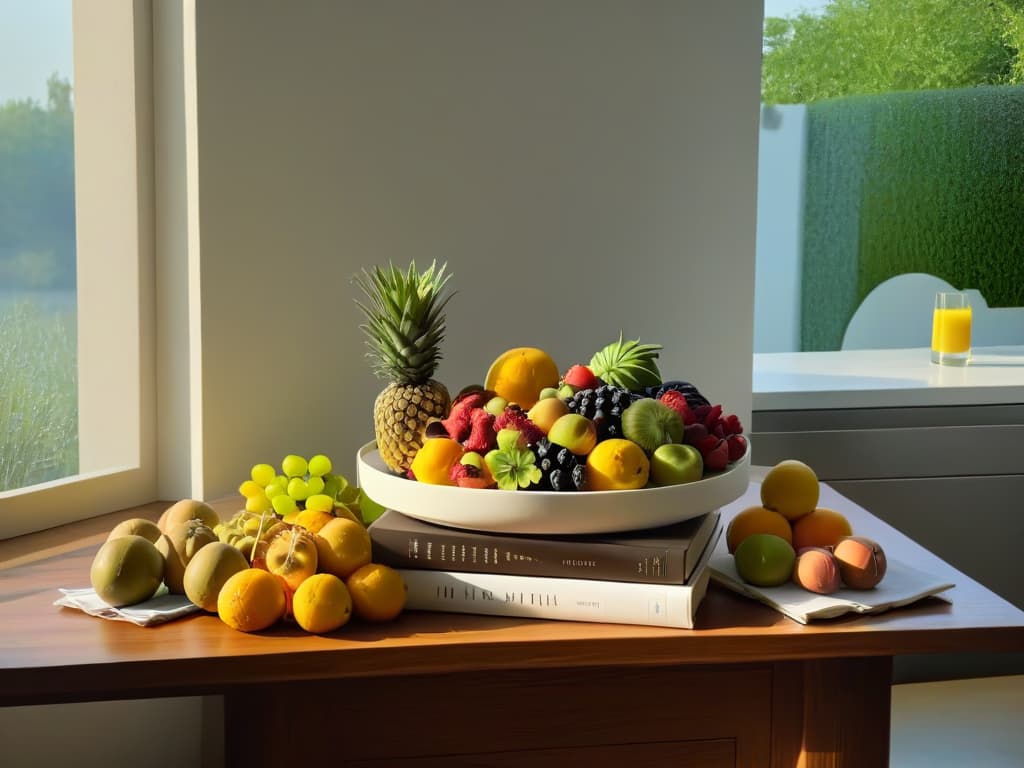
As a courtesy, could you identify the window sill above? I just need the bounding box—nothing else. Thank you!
[753,346,1024,411]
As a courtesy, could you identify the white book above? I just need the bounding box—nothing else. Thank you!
[398,526,720,629]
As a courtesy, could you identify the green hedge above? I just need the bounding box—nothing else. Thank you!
[801,85,1024,351]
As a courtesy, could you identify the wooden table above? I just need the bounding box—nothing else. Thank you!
[2,475,1023,768]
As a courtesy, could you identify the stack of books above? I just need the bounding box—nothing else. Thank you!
[367,508,722,629]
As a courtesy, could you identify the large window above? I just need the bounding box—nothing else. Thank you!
[755,0,1024,354]
[0,1,156,539]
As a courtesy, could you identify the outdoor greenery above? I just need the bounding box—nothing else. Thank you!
[763,0,1024,104]
[801,85,1024,351]
[0,300,78,490]
[0,74,75,290]
[0,75,78,490]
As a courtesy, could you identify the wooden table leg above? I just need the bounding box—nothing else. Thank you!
[772,657,894,768]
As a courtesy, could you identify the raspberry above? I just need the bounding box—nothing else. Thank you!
[683,422,709,446]
[694,404,723,431]
[721,413,743,436]
[441,391,487,441]
[449,462,477,483]
[659,390,695,425]
[727,434,747,462]
[494,407,544,446]
[695,435,729,472]
[462,409,497,453]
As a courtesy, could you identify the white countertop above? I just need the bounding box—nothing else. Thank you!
[753,346,1024,410]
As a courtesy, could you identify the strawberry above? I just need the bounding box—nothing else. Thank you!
[562,364,599,391]
[659,390,695,425]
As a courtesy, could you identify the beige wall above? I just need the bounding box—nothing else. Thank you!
[3,3,763,765]
[191,0,763,499]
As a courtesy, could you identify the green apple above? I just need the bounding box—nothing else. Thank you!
[650,443,703,486]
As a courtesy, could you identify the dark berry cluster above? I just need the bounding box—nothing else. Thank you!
[533,438,587,492]
[565,384,639,441]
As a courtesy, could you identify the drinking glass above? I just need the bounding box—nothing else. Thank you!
[931,292,971,365]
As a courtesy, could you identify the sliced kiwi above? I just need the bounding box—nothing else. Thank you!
[621,398,684,453]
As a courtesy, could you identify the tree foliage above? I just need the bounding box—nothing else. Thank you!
[763,0,1024,104]
[0,75,75,290]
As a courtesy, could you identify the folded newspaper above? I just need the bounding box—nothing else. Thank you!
[709,551,955,624]
[55,586,201,626]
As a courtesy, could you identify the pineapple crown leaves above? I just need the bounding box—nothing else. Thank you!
[588,332,663,390]
[353,261,455,384]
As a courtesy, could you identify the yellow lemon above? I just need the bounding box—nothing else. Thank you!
[760,459,820,521]
[585,439,650,491]
[409,437,465,485]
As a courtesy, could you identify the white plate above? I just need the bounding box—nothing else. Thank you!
[356,439,751,535]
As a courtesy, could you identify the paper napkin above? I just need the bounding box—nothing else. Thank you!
[709,553,955,624]
[55,586,201,626]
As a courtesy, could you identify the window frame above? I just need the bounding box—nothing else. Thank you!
[0,0,157,539]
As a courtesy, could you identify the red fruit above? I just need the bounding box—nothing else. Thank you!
[462,409,497,453]
[441,391,488,441]
[493,407,544,446]
[695,435,728,472]
[659,390,695,425]
[563,364,599,390]
[726,434,747,462]
[683,422,709,446]
[456,476,492,489]
[721,413,744,436]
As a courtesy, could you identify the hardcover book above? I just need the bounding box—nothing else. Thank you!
[369,507,721,585]
[396,524,721,629]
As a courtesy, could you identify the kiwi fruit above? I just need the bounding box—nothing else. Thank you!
[156,519,219,594]
[158,499,220,533]
[621,398,684,453]
[183,542,249,612]
[90,535,165,607]
[107,517,162,543]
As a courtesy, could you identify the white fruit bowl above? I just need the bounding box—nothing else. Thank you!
[356,439,750,535]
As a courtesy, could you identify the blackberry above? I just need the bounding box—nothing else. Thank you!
[565,384,639,441]
[533,438,588,491]
[643,380,710,410]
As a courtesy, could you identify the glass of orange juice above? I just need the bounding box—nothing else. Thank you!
[931,292,971,365]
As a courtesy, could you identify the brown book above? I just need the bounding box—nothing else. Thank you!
[369,508,721,585]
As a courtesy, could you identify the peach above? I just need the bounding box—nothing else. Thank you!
[527,397,570,435]
[834,536,887,589]
[792,547,841,594]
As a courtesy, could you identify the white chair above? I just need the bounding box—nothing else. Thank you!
[841,273,1024,350]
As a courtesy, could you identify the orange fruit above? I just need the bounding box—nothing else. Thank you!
[217,568,287,632]
[293,508,336,534]
[484,347,560,410]
[760,459,820,521]
[346,563,407,622]
[291,573,353,633]
[726,505,793,554]
[315,517,373,579]
[585,438,650,491]
[409,437,465,485]
[791,507,852,551]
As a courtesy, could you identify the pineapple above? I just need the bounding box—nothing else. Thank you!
[589,333,663,390]
[355,261,454,474]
